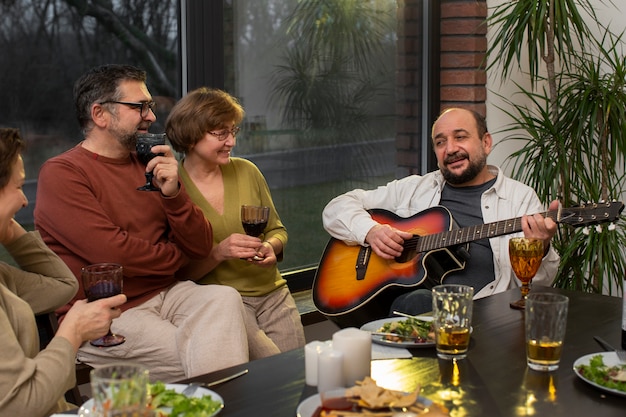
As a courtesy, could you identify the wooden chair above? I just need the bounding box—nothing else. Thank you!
[35,312,93,406]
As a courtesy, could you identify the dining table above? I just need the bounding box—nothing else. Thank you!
[185,286,626,417]
[65,285,626,416]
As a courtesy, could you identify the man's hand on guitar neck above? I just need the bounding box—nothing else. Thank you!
[521,199,560,256]
[365,223,414,260]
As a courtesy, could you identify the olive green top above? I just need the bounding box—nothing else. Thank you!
[179,157,288,296]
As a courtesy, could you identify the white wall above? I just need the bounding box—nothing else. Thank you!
[485,0,626,175]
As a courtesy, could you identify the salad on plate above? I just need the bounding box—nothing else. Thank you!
[78,382,223,417]
[376,316,434,343]
[574,352,626,396]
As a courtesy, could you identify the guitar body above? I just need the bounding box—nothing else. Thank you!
[313,207,465,328]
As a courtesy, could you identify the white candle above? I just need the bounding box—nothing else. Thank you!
[332,327,372,386]
[304,340,331,386]
[317,349,344,394]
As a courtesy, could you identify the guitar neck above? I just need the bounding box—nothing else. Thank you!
[412,210,554,253]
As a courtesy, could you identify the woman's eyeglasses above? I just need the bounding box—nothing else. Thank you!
[208,126,240,141]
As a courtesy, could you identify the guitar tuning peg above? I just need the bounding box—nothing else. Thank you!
[609,223,616,231]
[595,224,603,233]
[583,226,590,235]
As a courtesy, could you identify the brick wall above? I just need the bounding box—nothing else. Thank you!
[439,0,487,115]
[396,0,487,175]
[395,0,426,176]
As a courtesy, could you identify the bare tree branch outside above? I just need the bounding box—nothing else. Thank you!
[0,0,178,177]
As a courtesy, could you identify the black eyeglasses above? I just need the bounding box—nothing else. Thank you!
[99,100,157,118]
[208,126,240,141]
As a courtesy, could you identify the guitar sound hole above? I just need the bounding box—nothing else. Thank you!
[396,247,417,263]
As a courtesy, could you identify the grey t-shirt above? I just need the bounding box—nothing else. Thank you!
[438,178,497,292]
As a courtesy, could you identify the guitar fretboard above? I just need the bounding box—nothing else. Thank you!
[409,210,558,253]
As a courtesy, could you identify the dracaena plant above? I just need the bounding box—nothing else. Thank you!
[485,0,626,295]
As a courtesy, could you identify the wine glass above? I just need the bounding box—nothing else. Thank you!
[241,205,270,261]
[241,205,270,237]
[135,132,166,191]
[81,263,125,347]
[509,237,543,310]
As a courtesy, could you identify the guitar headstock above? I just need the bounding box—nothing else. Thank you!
[558,201,624,227]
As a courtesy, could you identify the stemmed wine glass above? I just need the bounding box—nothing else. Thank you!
[135,132,166,191]
[81,263,125,347]
[509,237,543,310]
[241,205,270,260]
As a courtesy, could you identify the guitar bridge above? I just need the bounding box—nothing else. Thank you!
[355,246,371,280]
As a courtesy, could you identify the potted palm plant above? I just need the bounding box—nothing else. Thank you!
[268,0,396,147]
[486,0,626,294]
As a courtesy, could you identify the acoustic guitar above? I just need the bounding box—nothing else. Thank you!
[313,201,624,328]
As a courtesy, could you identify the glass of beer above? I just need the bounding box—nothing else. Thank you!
[432,284,474,360]
[525,292,569,371]
[509,237,544,310]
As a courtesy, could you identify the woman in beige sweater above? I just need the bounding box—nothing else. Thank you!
[0,128,127,417]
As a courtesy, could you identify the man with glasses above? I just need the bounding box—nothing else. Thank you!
[34,64,250,382]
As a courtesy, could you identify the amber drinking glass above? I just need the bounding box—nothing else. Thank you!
[509,238,543,310]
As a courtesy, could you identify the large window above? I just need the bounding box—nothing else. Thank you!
[185,0,436,271]
[0,0,435,273]
[0,0,180,224]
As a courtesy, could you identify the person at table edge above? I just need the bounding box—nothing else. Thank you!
[322,107,560,315]
[0,127,127,417]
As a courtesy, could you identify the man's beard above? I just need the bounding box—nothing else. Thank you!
[119,132,137,150]
[441,152,487,185]
[109,121,139,150]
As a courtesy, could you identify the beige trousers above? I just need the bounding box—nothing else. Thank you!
[242,286,306,360]
[77,281,249,382]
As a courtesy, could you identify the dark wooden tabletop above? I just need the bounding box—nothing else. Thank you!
[62,286,625,416]
[177,286,625,417]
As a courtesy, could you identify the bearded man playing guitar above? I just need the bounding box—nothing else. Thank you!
[319,107,561,325]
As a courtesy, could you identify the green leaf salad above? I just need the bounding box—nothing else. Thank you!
[576,354,626,393]
[148,382,223,417]
[377,317,434,343]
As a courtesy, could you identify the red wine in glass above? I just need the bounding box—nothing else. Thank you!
[242,221,268,236]
[81,263,125,347]
[135,133,166,191]
[241,205,269,237]
[241,205,270,261]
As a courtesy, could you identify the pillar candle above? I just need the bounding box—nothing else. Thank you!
[317,349,344,394]
[304,340,331,386]
[332,327,372,386]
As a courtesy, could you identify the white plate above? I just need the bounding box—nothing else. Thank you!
[296,393,322,417]
[360,316,435,348]
[78,383,224,416]
[296,392,433,417]
[573,351,626,397]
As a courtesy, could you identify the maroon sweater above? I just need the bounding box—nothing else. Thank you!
[34,144,212,316]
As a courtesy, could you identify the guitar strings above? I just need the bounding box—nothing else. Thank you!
[402,205,618,254]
